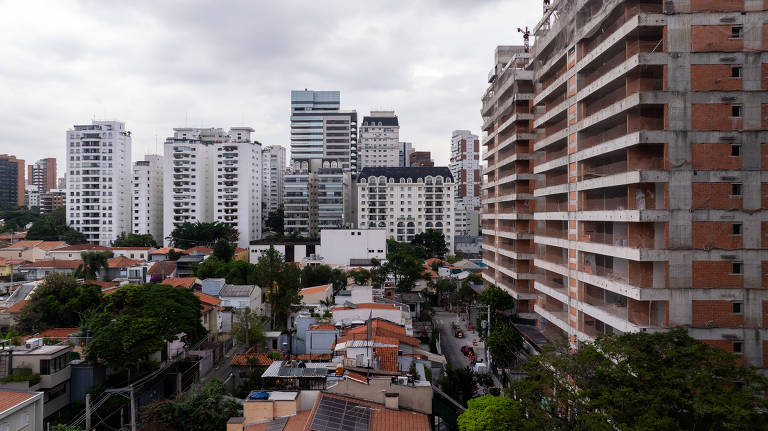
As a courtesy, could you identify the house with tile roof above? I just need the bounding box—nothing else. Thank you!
[109,246,154,261]
[146,260,177,283]
[298,284,332,306]
[149,247,186,262]
[0,258,26,278]
[194,291,223,340]
[330,303,412,335]
[18,260,81,280]
[48,244,111,260]
[0,390,43,431]
[104,257,146,283]
[160,277,199,289]
[0,240,67,262]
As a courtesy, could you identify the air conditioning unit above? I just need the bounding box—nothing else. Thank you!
[25,338,43,350]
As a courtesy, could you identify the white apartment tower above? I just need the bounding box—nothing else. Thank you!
[357,167,455,253]
[66,120,132,245]
[132,155,164,244]
[450,130,481,236]
[262,145,286,216]
[163,127,262,248]
[358,111,400,169]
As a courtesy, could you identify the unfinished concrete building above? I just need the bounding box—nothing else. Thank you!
[483,0,768,367]
[481,46,538,319]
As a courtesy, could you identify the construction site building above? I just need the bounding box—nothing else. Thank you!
[482,0,768,367]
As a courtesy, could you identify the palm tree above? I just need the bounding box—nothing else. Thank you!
[75,251,113,281]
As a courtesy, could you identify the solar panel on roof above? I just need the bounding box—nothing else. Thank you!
[310,396,371,431]
[266,417,288,431]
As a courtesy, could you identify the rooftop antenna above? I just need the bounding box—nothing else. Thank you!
[517,27,531,52]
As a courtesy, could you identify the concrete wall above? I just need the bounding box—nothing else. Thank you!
[318,229,387,266]
[326,377,433,414]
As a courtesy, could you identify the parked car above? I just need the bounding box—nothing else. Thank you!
[461,345,475,356]
[451,322,464,338]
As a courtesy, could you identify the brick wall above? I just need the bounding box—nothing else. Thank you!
[690,0,744,12]
[691,143,742,169]
[691,300,744,327]
[702,340,744,365]
[691,221,743,249]
[761,143,768,169]
[691,183,742,209]
[691,65,743,91]
[762,222,768,249]
[691,104,740,131]
[763,261,768,288]
[762,64,768,90]
[763,183,768,209]
[690,25,744,52]
[692,261,744,288]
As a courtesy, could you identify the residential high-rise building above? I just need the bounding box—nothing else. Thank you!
[57,176,66,189]
[357,167,455,253]
[290,90,357,172]
[262,145,286,218]
[163,127,262,248]
[408,151,434,167]
[284,161,312,237]
[358,111,400,169]
[483,1,768,367]
[480,46,536,319]
[284,159,347,238]
[66,120,132,245]
[27,158,57,193]
[40,189,65,214]
[0,155,25,207]
[398,142,413,167]
[132,155,164,244]
[450,130,482,236]
[25,185,39,209]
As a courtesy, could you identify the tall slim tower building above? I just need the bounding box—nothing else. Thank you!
[66,120,132,245]
[483,1,768,367]
[132,155,164,244]
[0,155,24,207]
[262,145,287,217]
[358,111,400,169]
[450,130,482,236]
[290,90,357,172]
[163,127,262,248]
[27,158,57,192]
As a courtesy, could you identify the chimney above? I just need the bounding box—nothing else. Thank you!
[384,393,399,410]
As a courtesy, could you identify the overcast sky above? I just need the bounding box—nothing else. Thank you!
[0,0,537,176]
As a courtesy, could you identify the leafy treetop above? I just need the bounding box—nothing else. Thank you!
[112,232,158,248]
[170,221,238,249]
[16,274,102,333]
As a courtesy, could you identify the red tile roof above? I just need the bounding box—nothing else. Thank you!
[110,246,153,251]
[194,292,222,313]
[346,371,368,384]
[244,410,312,431]
[0,232,26,240]
[342,320,419,347]
[20,260,82,269]
[106,256,143,268]
[36,241,67,250]
[424,257,449,266]
[53,244,111,252]
[309,324,336,331]
[185,246,213,255]
[299,284,331,295]
[0,258,27,266]
[147,261,176,275]
[295,353,332,361]
[5,300,27,314]
[318,393,429,431]
[1,240,43,249]
[0,390,39,415]
[230,352,273,367]
[38,328,79,338]
[150,247,185,255]
[161,277,197,288]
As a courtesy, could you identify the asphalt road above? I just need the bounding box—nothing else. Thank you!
[434,310,485,370]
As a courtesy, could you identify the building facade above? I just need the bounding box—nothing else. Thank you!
[132,154,164,244]
[290,90,357,172]
[27,158,56,193]
[40,189,65,214]
[483,1,768,367]
[0,154,25,207]
[284,160,347,238]
[357,167,455,253]
[358,111,400,169]
[25,185,39,209]
[408,151,434,167]
[450,130,482,236]
[262,145,286,219]
[163,127,261,248]
[66,120,132,245]
[399,142,413,167]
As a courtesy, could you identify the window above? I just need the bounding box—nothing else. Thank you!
[731,183,742,196]
[731,105,743,117]
[731,66,742,78]
[732,262,743,274]
[732,302,743,314]
[732,223,742,235]
[733,341,743,354]
[730,144,741,157]
[731,26,743,39]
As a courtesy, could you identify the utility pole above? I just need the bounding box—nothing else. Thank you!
[130,385,136,431]
[85,393,91,431]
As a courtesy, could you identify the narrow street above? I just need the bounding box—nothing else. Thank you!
[433,310,485,370]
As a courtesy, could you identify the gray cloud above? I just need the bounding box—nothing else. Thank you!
[0,0,537,173]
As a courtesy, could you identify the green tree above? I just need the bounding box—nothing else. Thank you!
[349,268,371,285]
[254,247,302,329]
[486,324,523,367]
[384,240,424,291]
[74,251,114,281]
[84,284,206,372]
[0,205,41,232]
[458,395,532,431]
[112,232,158,248]
[170,221,238,249]
[231,307,267,349]
[15,274,102,333]
[213,238,234,262]
[412,230,448,258]
[194,256,229,280]
[265,207,285,235]
[141,379,241,431]
[440,364,476,407]
[476,284,515,332]
[166,249,187,261]
[26,207,88,244]
[51,425,82,431]
[511,328,768,430]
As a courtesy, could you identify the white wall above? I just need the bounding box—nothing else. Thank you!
[318,229,386,266]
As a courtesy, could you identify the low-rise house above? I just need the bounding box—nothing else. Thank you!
[194,292,223,341]
[0,258,26,279]
[200,278,226,297]
[149,247,185,262]
[146,261,177,283]
[104,257,146,283]
[334,285,373,305]
[0,389,44,431]
[184,246,213,257]
[160,277,199,289]
[0,241,67,262]
[299,284,332,306]
[109,246,154,261]
[0,339,73,418]
[18,260,81,280]
[230,351,273,389]
[331,303,412,336]
[0,232,26,245]
[175,254,206,277]
[219,285,262,334]
[48,244,110,260]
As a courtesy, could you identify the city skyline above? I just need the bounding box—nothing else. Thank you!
[0,1,537,173]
